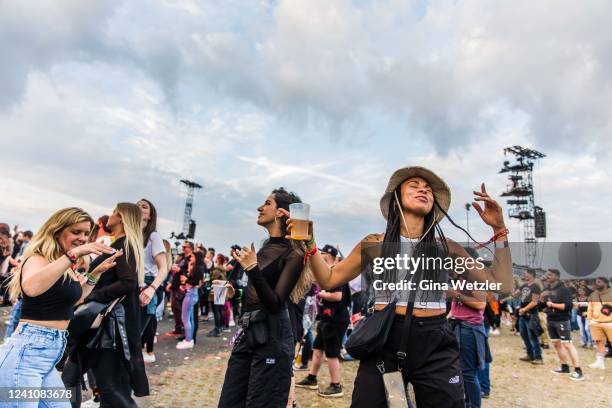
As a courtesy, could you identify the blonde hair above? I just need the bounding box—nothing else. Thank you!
[163,239,173,272]
[115,203,145,285]
[9,207,93,299]
[289,242,314,303]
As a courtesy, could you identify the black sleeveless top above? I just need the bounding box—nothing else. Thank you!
[20,257,83,321]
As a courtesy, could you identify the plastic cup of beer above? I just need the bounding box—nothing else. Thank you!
[289,203,311,240]
[213,284,228,305]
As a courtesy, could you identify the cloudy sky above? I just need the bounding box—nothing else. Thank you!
[1,0,611,261]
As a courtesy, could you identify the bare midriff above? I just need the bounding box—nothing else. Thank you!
[18,319,69,330]
[374,303,446,317]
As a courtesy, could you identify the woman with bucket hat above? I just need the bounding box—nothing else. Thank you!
[283,166,513,408]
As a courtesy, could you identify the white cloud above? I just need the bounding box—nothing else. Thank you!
[1,0,611,255]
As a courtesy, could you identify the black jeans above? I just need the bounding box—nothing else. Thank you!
[64,350,137,408]
[61,357,82,408]
[213,304,225,331]
[301,331,313,365]
[199,286,210,315]
[171,289,184,333]
[192,301,200,343]
[218,309,294,407]
[141,288,164,353]
[92,350,138,407]
[351,314,464,408]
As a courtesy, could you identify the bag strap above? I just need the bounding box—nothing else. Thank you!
[102,296,125,317]
[396,266,423,364]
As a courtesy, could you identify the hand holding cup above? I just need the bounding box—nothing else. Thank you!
[278,208,313,242]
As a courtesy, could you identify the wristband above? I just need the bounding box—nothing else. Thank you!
[304,243,318,265]
[244,262,258,271]
[494,240,510,249]
[474,228,509,249]
[85,273,99,286]
[305,233,316,250]
[85,272,99,282]
[65,250,78,264]
[492,227,509,241]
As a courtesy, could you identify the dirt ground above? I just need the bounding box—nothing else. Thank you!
[145,320,611,407]
[2,307,610,407]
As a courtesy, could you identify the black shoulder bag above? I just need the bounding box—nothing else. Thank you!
[68,296,125,341]
[345,299,397,359]
[346,259,422,361]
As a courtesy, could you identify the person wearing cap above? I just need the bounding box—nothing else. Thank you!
[296,244,350,398]
[284,166,512,408]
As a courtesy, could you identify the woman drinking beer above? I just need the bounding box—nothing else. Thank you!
[218,188,312,408]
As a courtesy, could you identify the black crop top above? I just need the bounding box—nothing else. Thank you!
[20,258,82,321]
[244,237,304,313]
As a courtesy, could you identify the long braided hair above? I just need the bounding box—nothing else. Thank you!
[380,185,449,304]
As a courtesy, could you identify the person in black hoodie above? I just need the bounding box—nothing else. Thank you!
[218,188,312,408]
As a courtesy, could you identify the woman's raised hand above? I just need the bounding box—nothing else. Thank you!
[90,249,123,278]
[472,183,506,231]
[73,242,116,257]
[231,243,257,270]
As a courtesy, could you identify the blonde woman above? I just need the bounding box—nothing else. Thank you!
[64,203,149,407]
[0,208,118,408]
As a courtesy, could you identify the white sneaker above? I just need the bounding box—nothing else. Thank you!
[143,352,156,363]
[491,328,500,336]
[80,398,100,408]
[176,340,194,350]
[229,319,236,327]
[588,359,605,369]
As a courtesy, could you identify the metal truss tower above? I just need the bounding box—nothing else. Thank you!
[499,146,546,267]
[169,179,202,242]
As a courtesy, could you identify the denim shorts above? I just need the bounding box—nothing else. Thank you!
[0,323,71,407]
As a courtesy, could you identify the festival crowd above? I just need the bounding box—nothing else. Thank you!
[0,170,611,408]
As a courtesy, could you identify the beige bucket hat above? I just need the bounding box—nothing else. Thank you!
[380,166,451,223]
